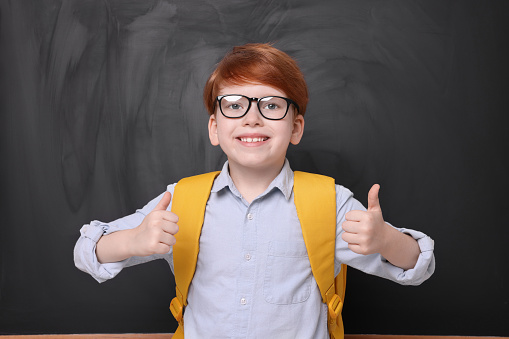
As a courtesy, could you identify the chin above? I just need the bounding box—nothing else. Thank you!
[236,156,284,170]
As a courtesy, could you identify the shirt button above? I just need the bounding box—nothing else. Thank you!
[247,213,254,220]
[240,297,247,305]
[245,253,251,261]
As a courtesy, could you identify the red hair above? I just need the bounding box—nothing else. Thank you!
[203,43,309,116]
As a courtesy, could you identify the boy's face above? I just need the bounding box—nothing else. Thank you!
[208,83,305,173]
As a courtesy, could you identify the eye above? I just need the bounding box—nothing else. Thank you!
[260,97,286,111]
[263,103,279,110]
[227,103,243,110]
[221,95,247,112]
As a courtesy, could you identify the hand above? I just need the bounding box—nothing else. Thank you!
[128,192,179,257]
[341,184,390,256]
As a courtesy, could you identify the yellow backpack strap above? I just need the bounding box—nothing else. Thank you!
[169,171,220,339]
[332,264,347,339]
[293,171,346,339]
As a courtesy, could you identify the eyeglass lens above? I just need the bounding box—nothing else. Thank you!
[219,95,289,120]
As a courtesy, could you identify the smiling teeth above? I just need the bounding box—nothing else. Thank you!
[240,137,267,143]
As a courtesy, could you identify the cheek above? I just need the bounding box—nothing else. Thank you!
[215,121,234,141]
[281,123,295,138]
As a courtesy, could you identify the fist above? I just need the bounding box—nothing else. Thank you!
[129,192,179,257]
[341,184,389,255]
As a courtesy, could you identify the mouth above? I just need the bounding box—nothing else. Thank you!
[238,137,269,143]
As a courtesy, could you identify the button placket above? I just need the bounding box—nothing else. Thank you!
[234,204,258,336]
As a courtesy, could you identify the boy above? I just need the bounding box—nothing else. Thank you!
[74,43,435,338]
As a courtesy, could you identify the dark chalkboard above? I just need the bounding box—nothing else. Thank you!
[1,0,508,336]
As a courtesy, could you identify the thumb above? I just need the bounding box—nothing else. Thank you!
[367,184,381,212]
[154,191,172,211]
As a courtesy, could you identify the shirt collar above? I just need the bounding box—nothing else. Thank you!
[211,159,294,201]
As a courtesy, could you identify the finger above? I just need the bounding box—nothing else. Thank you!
[154,191,172,211]
[160,210,179,223]
[342,220,359,233]
[347,243,365,255]
[160,220,179,235]
[345,209,366,222]
[153,242,172,254]
[159,232,177,247]
[341,230,359,245]
[367,184,381,212]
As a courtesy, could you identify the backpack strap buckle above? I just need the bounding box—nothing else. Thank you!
[328,294,343,320]
[170,297,183,324]
[327,293,343,335]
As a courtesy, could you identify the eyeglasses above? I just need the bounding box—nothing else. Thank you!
[216,94,299,120]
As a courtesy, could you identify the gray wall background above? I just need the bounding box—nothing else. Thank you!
[1,0,508,335]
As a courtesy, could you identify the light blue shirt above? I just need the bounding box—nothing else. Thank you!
[74,160,435,339]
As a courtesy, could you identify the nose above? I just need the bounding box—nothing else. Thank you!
[242,102,263,126]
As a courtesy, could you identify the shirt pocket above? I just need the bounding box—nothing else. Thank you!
[263,240,312,305]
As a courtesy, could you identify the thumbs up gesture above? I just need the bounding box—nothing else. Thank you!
[128,192,179,257]
[341,184,390,256]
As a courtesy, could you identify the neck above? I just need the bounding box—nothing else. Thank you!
[228,160,285,204]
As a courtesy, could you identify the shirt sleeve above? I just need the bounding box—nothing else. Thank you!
[333,185,435,286]
[73,184,176,283]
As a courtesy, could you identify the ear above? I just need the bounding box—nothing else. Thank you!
[290,114,305,145]
[208,114,220,146]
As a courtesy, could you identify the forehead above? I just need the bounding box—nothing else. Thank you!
[217,83,288,98]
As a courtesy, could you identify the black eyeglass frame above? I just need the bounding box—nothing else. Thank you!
[215,94,300,120]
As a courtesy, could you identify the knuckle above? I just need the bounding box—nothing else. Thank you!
[153,219,164,229]
[363,226,374,237]
[357,244,369,255]
[147,243,157,254]
[157,245,170,255]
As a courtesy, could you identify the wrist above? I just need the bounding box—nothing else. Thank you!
[96,229,134,264]
[379,223,400,258]
[123,228,138,258]
[378,222,392,254]
[379,224,420,270]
